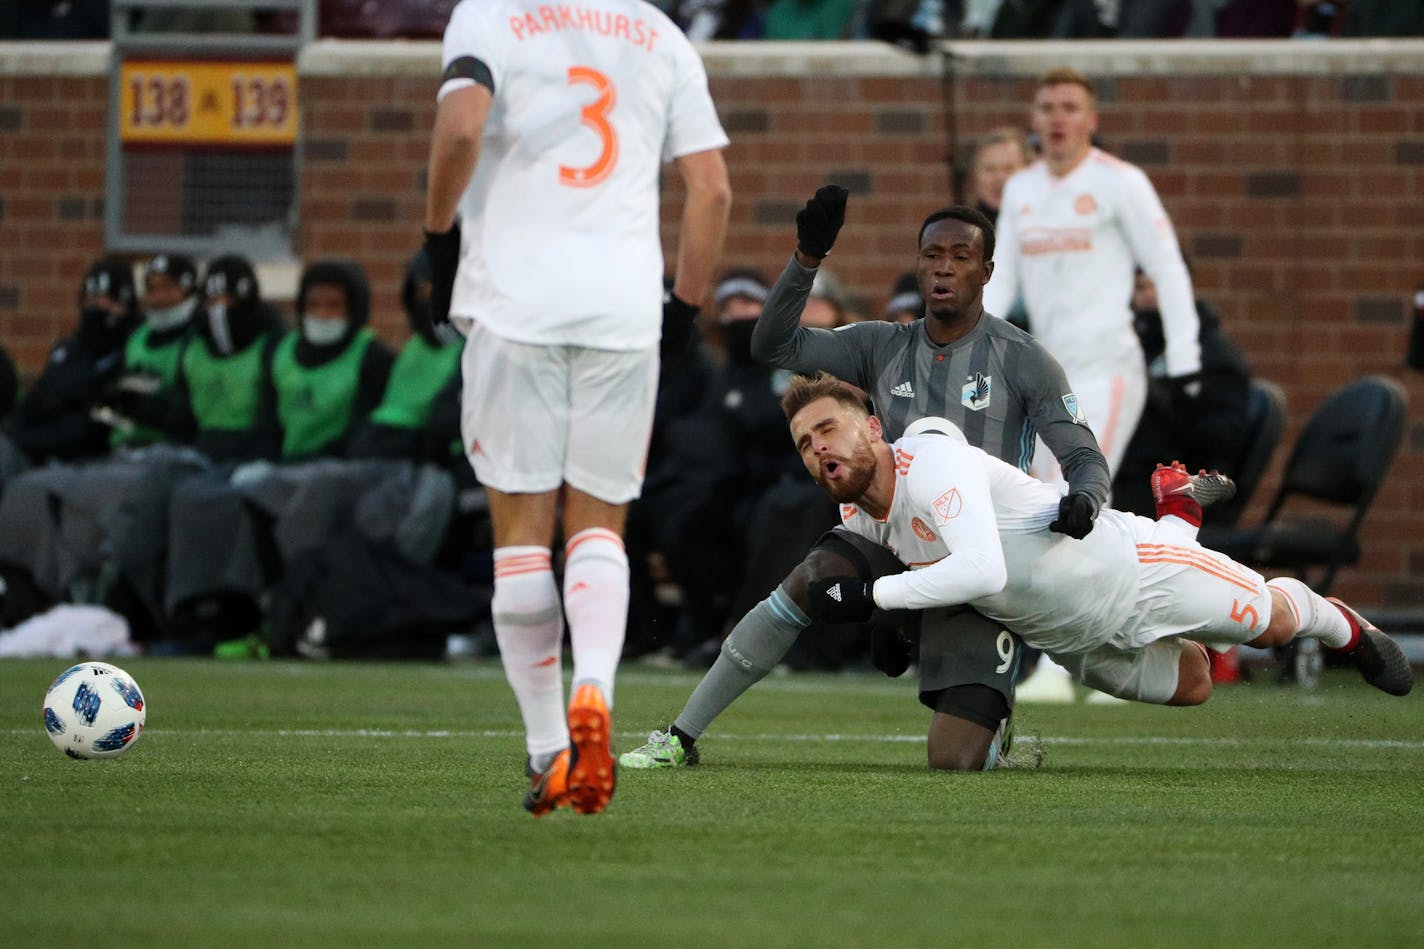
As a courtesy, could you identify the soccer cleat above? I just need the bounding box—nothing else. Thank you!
[523,748,573,817]
[566,683,617,814]
[618,729,700,769]
[1325,598,1414,696]
[1151,461,1237,508]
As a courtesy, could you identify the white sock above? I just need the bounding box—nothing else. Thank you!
[1266,577,1354,649]
[492,546,568,760]
[562,527,629,705]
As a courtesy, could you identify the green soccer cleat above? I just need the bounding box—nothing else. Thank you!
[618,729,699,769]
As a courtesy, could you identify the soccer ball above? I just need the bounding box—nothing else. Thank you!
[42,661,146,760]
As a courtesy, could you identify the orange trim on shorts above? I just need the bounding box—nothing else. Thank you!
[1136,543,1260,594]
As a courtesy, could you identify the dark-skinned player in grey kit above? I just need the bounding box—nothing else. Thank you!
[622,186,1113,771]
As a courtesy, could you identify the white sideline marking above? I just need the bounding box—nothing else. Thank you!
[9,727,1423,750]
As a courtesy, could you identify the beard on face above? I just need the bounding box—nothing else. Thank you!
[814,436,877,502]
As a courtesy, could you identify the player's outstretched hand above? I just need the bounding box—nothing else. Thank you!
[795,185,849,259]
[423,220,461,326]
[1049,492,1097,539]
[661,291,700,368]
[807,575,875,623]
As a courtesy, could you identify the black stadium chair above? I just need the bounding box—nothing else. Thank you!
[1201,377,1287,531]
[1207,375,1407,596]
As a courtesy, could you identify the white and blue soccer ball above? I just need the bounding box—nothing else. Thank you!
[42,661,146,760]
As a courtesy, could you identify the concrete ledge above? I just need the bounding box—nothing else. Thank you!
[7,37,1424,79]
[0,40,110,74]
[295,37,1424,79]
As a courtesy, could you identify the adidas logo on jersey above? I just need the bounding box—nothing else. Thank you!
[827,583,843,602]
[890,382,915,398]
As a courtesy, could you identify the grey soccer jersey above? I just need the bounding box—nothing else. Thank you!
[752,257,1112,507]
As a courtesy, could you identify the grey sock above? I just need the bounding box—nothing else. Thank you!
[673,586,809,740]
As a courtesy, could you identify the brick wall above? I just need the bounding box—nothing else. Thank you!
[2,39,1423,609]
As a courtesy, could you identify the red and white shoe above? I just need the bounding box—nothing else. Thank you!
[1325,597,1414,696]
[1151,461,1237,526]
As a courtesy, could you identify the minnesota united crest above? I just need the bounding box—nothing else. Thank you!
[1062,393,1087,424]
[961,372,991,411]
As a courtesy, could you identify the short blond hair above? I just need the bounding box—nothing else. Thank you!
[779,371,872,422]
[1037,67,1096,103]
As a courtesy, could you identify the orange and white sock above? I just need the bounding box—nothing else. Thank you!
[1266,577,1354,650]
[562,527,629,705]
[492,546,567,762]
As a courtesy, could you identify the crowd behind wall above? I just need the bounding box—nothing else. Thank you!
[3,0,1422,42]
[0,16,1422,652]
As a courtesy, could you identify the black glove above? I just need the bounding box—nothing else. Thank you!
[795,185,849,259]
[660,291,700,368]
[1167,371,1203,406]
[807,576,875,624]
[1049,492,1097,540]
[871,625,913,678]
[423,220,462,326]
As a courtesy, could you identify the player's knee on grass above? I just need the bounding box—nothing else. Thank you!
[783,546,864,613]
[923,684,1009,771]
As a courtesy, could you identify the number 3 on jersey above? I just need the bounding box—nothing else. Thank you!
[559,66,618,188]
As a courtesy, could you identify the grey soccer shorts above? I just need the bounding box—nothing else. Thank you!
[813,527,1020,722]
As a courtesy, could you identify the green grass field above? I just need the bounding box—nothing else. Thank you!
[3,657,1421,948]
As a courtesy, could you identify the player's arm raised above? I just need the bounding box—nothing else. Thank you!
[752,186,880,380]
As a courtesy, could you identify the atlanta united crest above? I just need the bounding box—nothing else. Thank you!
[962,372,991,411]
[1062,393,1087,424]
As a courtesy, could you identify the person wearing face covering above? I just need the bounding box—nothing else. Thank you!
[0,257,139,623]
[162,260,404,651]
[98,253,202,448]
[347,249,463,467]
[4,257,140,464]
[271,259,393,460]
[1111,269,1252,525]
[0,257,210,635]
[56,254,290,643]
[247,249,488,660]
[635,268,832,664]
[168,254,285,463]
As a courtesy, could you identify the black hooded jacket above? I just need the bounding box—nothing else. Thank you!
[5,257,140,462]
[169,255,286,462]
[283,260,394,458]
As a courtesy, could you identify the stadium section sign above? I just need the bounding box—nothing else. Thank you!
[120,60,298,146]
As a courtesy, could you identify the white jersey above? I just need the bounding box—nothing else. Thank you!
[438,0,729,349]
[984,148,1201,380]
[850,433,1143,656]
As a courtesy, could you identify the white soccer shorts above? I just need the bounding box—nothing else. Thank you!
[459,321,658,503]
[1115,513,1275,651]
